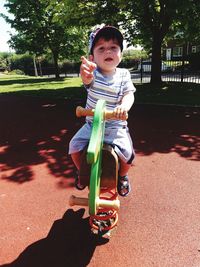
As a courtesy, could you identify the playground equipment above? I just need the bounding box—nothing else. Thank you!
[69,99,127,236]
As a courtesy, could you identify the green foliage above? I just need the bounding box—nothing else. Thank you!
[2,0,200,82]
[9,69,25,75]
[123,49,148,60]
[54,0,200,84]
[3,53,81,76]
[0,52,12,69]
[120,50,143,69]
[3,0,87,77]
[120,47,148,70]
[9,53,34,73]
[60,61,80,74]
[164,1,200,43]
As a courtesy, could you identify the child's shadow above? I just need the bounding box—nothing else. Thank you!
[1,209,108,267]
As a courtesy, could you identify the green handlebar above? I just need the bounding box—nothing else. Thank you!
[87,100,106,215]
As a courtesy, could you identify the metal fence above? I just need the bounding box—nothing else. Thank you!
[24,60,200,84]
[131,60,200,84]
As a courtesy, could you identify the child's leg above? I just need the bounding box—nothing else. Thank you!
[71,151,86,190]
[118,159,132,197]
[118,159,132,176]
[71,151,82,171]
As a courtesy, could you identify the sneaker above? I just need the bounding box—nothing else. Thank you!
[74,171,86,190]
[117,174,131,197]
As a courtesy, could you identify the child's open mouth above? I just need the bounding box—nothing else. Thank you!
[105,57,113,62]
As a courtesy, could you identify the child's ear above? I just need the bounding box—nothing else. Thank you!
[89,54,94,62]
[118,53,122,64]
[120,51,123,61]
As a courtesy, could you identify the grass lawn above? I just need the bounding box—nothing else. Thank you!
[0,74,85,100]
[0,73,200,106]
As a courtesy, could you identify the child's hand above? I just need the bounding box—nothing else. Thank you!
[80,56,96,85]
[113,105,128,120]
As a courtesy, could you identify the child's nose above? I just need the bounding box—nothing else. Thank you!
[106,47,112,53]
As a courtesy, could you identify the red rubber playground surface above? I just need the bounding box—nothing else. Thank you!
[0,95,200,267]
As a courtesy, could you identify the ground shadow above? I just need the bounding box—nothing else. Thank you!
[0,208,108,267]
[0,95,85,184]
[0,77,65,86]
[0,94,199,185]
[130,104,200,161]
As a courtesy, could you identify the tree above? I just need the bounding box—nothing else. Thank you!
[2,0,87,78]
[121,0,178,83]
[0,52,12,71]
[53,0,200,84]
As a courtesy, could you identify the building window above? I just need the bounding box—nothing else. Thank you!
[192,46,196,53]
[173,47,183,57]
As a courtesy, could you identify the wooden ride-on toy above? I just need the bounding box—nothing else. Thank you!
[69,99,127,235]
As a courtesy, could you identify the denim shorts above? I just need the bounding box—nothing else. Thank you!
[69,122,135,164]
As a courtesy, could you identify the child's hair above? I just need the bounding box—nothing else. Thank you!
[89,26,123,55]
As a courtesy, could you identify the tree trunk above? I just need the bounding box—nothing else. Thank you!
[150,32,162,84]
[33,55,38,77]
[52,51,60,79]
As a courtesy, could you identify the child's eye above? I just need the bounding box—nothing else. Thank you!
[111,46,118,51]
[98,47,105,53]
[96,45,119,53]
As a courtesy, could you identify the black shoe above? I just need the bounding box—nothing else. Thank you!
[74,171,86,190]
[117,174,131,197]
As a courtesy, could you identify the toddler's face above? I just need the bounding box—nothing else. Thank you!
[91,37,122,75]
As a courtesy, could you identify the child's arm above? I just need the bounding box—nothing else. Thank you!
[80,56,96,86]
[113,91,135,119]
